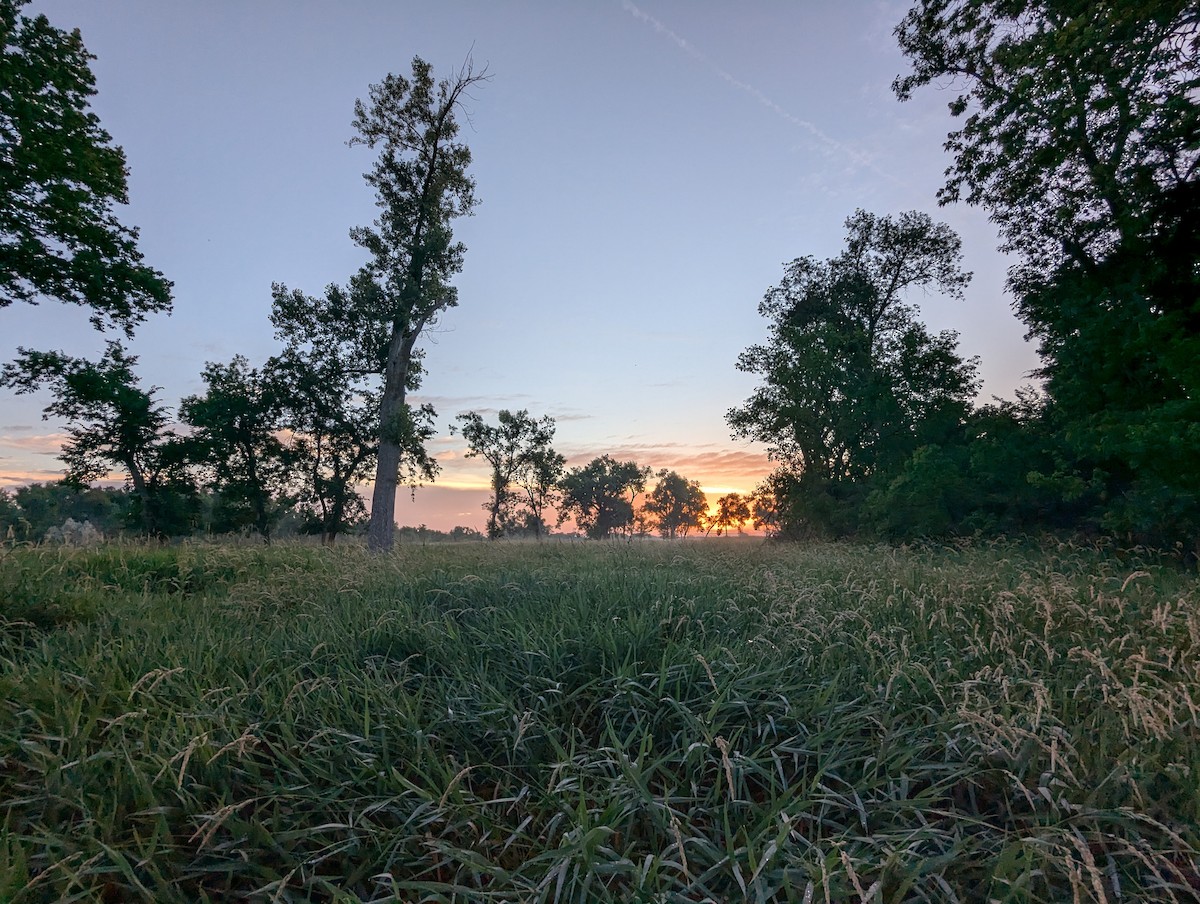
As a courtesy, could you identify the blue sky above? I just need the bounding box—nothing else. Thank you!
[1,0,1040,530]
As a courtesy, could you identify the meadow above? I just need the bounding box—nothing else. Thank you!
[1,538,1198,902]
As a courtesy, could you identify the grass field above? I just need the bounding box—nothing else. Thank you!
[1,538,1198,902]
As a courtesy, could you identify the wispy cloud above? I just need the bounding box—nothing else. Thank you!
[620,0,899,183]
[0,468,66,487]
[556,440,772,492]
[0,432,69,454]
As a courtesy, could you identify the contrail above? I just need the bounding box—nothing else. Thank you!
[621,0,901,182]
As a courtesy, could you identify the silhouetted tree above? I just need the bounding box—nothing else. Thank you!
[558,455,651,540]
[644,469,708,539]
[729,210,978,535]
[710,492,752,536]
[179,356,296,541]
[0,0,171,332]
[1,343,196,536]
[267,281,422,545]
[456,409,560,538]
[348,58,488,552]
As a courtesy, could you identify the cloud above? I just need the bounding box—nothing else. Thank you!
[620,0,900,183]
[0,425,34,432]
[556,440,772,492]
[0,432,69,454]
[0,468,66,488]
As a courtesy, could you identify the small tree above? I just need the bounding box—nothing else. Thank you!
[711,492,752,536]
[515,444,565,539]
[456,409,559,539]
[0,0,171,332]
[558,455,651,540]
[644,469,708,539]
[1,342,196,536]
[179,356,296,541]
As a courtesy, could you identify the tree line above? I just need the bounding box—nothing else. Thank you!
[730,1,1199,551]
[2,0,1197,551]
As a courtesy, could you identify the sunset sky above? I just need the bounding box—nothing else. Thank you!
[0,1,1041,532]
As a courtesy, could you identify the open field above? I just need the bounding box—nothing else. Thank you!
[1,539,1199,902]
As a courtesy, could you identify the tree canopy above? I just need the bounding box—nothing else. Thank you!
[728,210,978,532]
[0,0,171,332]
[179,356,295,541]
[558,456,651,540]
[895,0,1200,544]
[644,469,708,539]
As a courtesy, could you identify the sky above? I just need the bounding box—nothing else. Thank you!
[0,0,1041,532]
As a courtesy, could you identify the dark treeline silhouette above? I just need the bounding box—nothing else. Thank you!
[3,1,1196,551]
[733,2,1200,552]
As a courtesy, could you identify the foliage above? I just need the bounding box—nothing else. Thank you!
[895,0,1200,547]
[2,540,1198,901]
[710,491,751,536]
[0,0,171,332]
[347,58,488,552]
[0,343,197,536]
[178,356,296,541]
[0,481,129,541]
[644,468,708,539]
[456,409,562,538]
[729,210,978,536]
[558,455,651,540]
[268,281,392,545]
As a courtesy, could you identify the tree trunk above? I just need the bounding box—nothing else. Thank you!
[367,361,408,551]
[368,321,420,552]
[368,421,403,551]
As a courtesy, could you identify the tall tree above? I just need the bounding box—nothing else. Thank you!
[894,0,1200,542]
[644,469,708,539]
[0,0,171,332]
[349,58,487,552]
[456,409,560,539]
[178,356,295,541]
[0,342,196,536]
[558,456,651,540]
[728,210,977,490]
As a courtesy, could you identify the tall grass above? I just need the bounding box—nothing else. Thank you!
[1,539,1197,901]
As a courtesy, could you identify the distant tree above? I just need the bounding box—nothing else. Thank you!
[0,343,196,536]
[644,469,708,539]
[558,455,651,540]
[728,210,978,535]
[710,492,752,536]
[1,480,129,541]
[515,444,565,539]
[895,0,1200,544]
[179,356,296,541]
[0,0,171,332]
[0,487,22,539]
[456,409,560,539]
[271,350,382,545]
[345,58,488,552]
